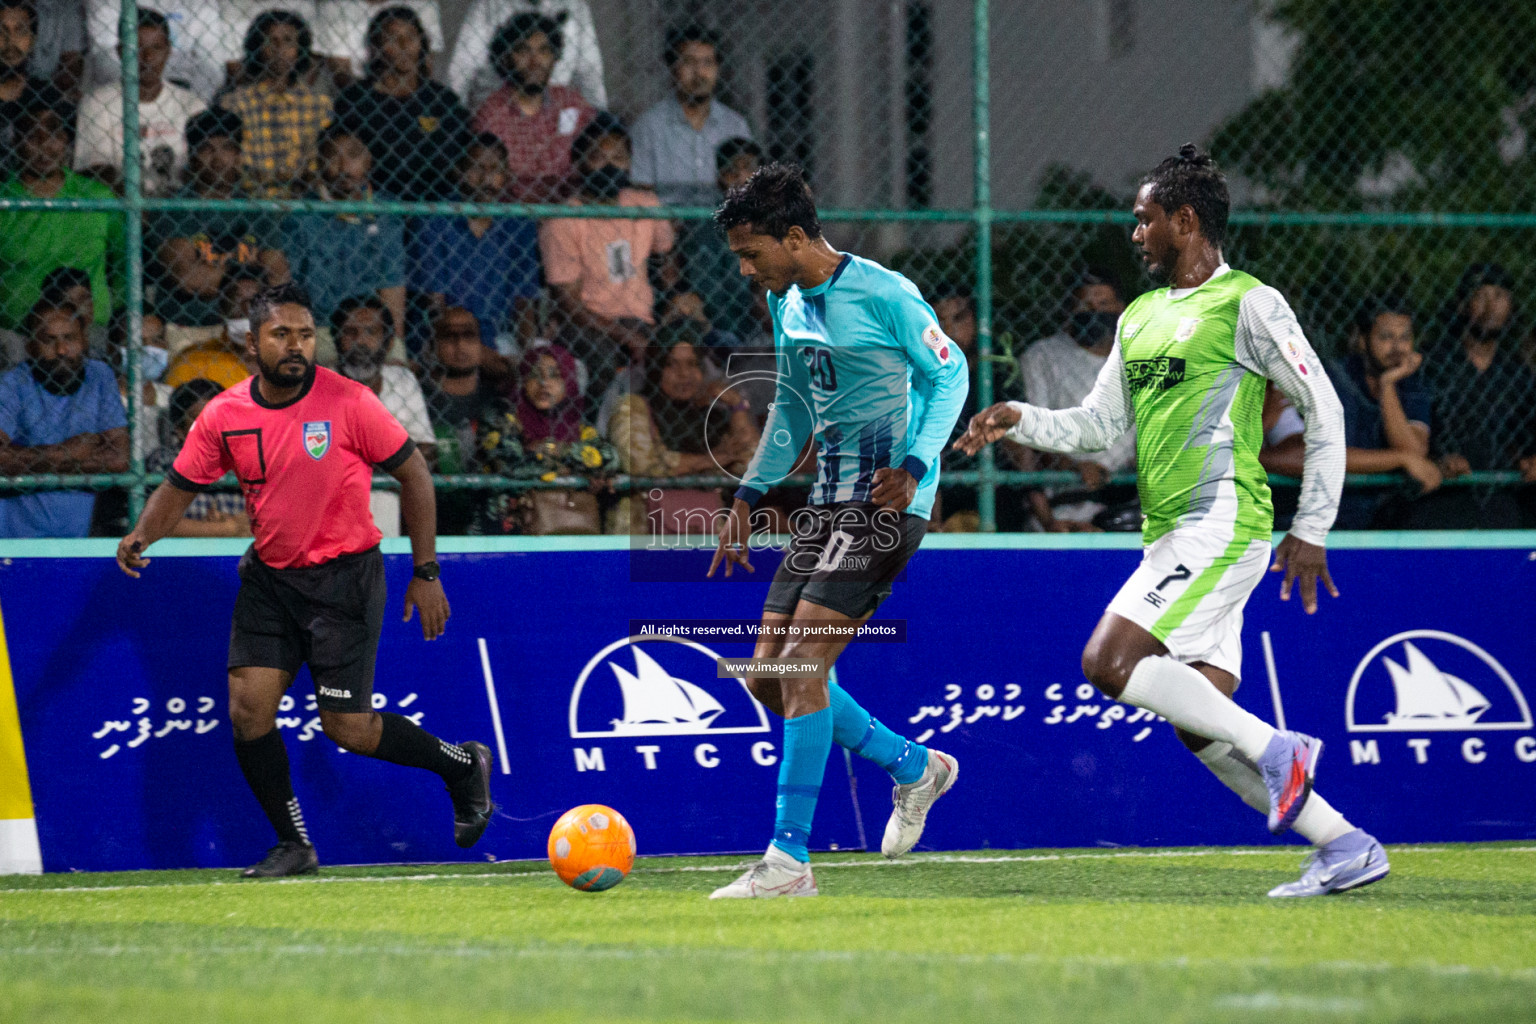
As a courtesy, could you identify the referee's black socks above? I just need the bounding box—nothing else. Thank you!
[373,712,475,783]
[233,728,312,847]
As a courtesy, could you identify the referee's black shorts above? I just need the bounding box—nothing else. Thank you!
[228,545,385,713]
[764,501,927,620]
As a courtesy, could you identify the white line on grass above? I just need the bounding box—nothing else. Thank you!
[4,844,1519,894]
[1215,992,1366,1013]
[1,942,1533,985]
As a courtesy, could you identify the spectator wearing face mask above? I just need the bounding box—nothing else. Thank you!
[1017,268,1138,531]
[97,308,172,478]
[163,262,263,389]
[538,113,673,398]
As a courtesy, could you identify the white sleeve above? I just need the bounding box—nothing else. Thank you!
[72,92,119,170]
[1267,404,1305,446]
[86,0,116,51]
[1017,345,1049,407]
[1004,337,1132,454]
[447,0,491,99]
[560,0,606,107]
[1233,286,1345,546]
[86,0,121,86]
[385,368,437,444]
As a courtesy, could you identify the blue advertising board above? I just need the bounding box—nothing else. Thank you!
[2,533,1533,873]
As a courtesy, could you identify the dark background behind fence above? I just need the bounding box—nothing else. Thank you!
[0,0,1532,539]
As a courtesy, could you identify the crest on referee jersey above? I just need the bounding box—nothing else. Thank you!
[303,421,331,461]
[1174,317,1203,342]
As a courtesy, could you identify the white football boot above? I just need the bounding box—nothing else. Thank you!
[708,844,818,899]
[881,749,959,858]
[1268,829,1390,898]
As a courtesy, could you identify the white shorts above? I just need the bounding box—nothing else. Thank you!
[1105,528,1271,683]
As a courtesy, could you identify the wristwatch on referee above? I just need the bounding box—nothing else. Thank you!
[412,561,441,582]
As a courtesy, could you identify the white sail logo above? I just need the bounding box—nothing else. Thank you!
[569,637,771,738]
[1345,630,1533,732]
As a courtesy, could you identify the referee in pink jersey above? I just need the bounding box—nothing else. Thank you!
[119,283,493,878]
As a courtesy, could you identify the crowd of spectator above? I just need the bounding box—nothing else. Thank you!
[1256,265,1536,531]
[930,264,1536,535]
[0,1,1532,537]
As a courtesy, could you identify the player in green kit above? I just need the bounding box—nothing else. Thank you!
[957,146,1389,898]
[705,164,969,898]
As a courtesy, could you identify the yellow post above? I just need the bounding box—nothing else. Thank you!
[0,601,41,873]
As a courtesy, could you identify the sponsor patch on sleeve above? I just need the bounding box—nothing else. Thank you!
[1283,337,1311,376]
[921,323,952,363]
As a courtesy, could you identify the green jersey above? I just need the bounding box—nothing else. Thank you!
[1119,269,1270,542]
[1005,265,1345,546]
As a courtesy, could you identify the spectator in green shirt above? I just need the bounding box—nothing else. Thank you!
[0,103,125,331]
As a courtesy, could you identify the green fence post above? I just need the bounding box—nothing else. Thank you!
[973,0,996,532]
[121,0,146,524]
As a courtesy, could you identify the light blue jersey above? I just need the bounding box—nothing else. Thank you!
[735,254,968,519]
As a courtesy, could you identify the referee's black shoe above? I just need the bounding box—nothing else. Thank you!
[241,841,319,878]
[449,741,495,848]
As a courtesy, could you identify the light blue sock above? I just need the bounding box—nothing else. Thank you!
[770,707,834,863]
[828,682,929,785]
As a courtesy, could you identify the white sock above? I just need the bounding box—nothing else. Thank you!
[1193,740,1268,814]
[1292,792,1353,847]
[1120,655,1276,760]
[1194,741,1354,847]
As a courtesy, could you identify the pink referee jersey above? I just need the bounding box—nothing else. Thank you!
[169,367,414,568]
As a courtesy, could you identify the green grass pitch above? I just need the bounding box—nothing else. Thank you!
[2,844,1533,1023]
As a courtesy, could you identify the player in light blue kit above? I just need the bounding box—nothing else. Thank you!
[705,164,969,898]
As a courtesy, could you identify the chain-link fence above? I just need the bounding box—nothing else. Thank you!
[0,0,1532,540]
